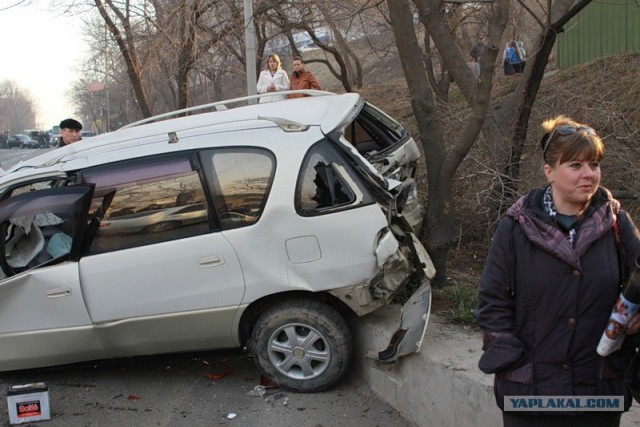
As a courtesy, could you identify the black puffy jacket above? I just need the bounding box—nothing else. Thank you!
[476,187,640,414]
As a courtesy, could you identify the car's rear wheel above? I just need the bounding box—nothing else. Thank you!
[250,299,352,392]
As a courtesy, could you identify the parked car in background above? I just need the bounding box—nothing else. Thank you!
[50,125,61,147]
[0,90,433,392]
[23,130,48,148]
[7,134,39,149]
[80,131,97,139]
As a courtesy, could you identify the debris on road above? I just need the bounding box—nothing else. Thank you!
[246,385,266,397]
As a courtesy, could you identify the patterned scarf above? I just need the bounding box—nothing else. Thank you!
[542,186,578,246]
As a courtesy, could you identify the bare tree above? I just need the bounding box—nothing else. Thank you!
[257,0,373,91]
[0,0,32,12]
[387,0,510,287]
[149,0,236,110]
[0,80,37,133]
[485,0,594,214]
[93,0,153,117]
[86,0,242,119]
[386,0,597,285]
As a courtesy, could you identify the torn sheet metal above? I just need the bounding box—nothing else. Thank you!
[377,279,431,363]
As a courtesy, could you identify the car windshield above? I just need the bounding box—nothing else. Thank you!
[16,135,29,141]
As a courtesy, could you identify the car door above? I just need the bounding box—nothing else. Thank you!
[0,185,103,371]
[77,153,245,357]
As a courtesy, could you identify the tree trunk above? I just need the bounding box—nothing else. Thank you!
[95,0,153,118]
[392,0,509,286]
[487,0,594,215]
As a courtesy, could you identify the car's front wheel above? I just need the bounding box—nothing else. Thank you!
[250,299,352,392]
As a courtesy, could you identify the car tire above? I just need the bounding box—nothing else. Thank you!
[250,299,352,392]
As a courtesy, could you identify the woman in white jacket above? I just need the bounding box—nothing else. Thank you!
[256,54,290,103]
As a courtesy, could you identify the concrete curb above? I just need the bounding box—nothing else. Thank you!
[353,305,640,427]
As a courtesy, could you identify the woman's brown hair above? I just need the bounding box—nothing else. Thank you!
[540,115,604,165]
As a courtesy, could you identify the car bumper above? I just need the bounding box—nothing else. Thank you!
[375,278,431,363]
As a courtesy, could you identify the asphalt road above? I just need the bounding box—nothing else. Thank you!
[0,147,47,171]
[0,148,414,427]
[0,349,414,427]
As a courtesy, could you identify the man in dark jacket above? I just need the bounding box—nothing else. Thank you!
[469,35,485,77]
[56,118,83,147]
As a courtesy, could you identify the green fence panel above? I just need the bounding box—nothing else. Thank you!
[558,0,640,68]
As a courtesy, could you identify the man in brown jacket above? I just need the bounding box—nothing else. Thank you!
[288,56,321,99]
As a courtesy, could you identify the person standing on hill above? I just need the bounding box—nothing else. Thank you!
[469,35,485,77]
[503,42,515,75]
[256,54,289,103]
[516,40,527,71]
[506,41,524,74]
[288,56,321,99]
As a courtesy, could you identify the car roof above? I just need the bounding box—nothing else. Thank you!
[0,91,363,183]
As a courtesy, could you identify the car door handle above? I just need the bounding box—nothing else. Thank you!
[199,255,225,267]
[46,287,72,298]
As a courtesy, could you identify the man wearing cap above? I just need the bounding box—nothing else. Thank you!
[57,118,83,147]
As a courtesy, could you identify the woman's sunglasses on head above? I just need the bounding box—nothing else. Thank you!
[542,125,597,156]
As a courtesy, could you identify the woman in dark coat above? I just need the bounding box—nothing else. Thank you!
[476,115,640,427]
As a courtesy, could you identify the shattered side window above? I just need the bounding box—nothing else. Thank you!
[296,140,373,216]
[0,185,94,278]
[1,212,73,278]
[342,103,406,158]
[1,177,73,202]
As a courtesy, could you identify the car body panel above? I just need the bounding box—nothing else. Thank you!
[0,185,101,371]
[92,306,240,357]
[376,279,431,363]
[0,263,92,333]
[78,229,245,351]
[1,326,103,371]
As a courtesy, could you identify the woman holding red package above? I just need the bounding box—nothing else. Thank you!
[476,115,640,427]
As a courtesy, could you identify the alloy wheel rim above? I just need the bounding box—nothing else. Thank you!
[267,322,331,380]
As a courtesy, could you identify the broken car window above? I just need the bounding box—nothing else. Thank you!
[0,185,94,278]
[297,141,373,216]
[343,103,406,158]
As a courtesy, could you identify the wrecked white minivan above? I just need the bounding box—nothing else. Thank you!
[0,91,433,392]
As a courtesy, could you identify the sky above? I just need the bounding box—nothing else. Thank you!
[0,2,88,130]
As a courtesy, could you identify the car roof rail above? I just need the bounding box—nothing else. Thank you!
[122,90,335,130]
